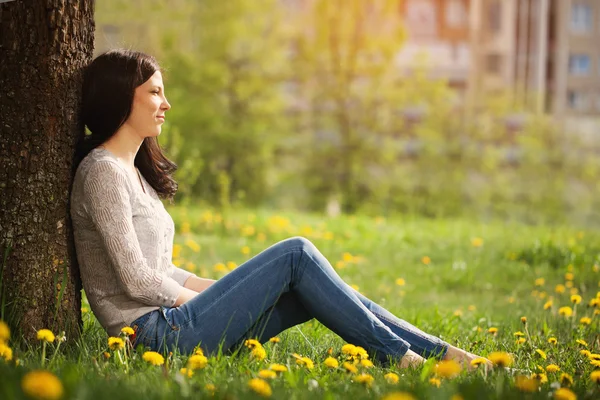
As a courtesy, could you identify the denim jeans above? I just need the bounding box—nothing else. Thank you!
[130,237,449,364]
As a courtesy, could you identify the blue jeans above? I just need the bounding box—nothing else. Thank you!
[130,237,449,364]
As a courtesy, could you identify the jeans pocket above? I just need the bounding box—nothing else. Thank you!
[159,306,180,332]
[134,311,160,349]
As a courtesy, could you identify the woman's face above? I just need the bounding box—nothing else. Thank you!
[124,70,171,138]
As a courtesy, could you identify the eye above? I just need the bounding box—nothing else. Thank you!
[151,90,159,94]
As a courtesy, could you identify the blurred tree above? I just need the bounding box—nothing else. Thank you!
[0,0,95,341]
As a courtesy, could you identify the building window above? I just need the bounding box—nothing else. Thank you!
[568,90,588,111]
[445,0,467,28]
[488,1,502,33]
[404,0,438,39]
[570,3,593,34]
[569,54,591,75]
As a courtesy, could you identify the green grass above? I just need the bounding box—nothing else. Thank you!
[1,206,599,399]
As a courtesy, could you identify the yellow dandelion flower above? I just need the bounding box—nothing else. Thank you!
[142,351,164,366]
[488,352,513,368]
[468,305,476,311]
[179,367,194,378]
[576,339,588,347]
[36,329,55,343]
[471,237,484,247]
[580,349,591,357]
[560,373,573,387]
[324,357,339,368]
[580,317,591,325]
[360,359,374,368]
[21,370,63,400]
[251,346,267,361]
[590,370,600,384]
[534,278,545,287]
[268,337,280,343]
[342,252,355,263]
[544,300,553,310]
[245,339,261,349]
[258,369,277,379]
[381,392,416,400]
[384,372,399,384]
[295,356,313,369]
[589,353,600,361]
[248,378,272,397]
[0,320,10,343]
[226,261,237,270]
[535,349,547,360]
[184,238,200,253]
[558,307,573,317]
[395,278,406,286]
[0,342,13,361]
[194,347,204,356]
[213,262,227,272]
[565,281,574,288]
[454,310,463,317]
[470,358,488,368]
[422,256,431,265]
[589,298,600,307]
[565,272,574,281]
[120,326,134,336]
[555,284,566,293]
[353,373,374,387]
[515,375,539,393]
[269,363,287,373]
[514,331,525,337]
[546,364,560,373]
[205,383,216,392]
[520,316,527,324]
[107,337,124,351]
[343,361,358,373]
[571,295,582,304]
[548,337,558,345]
[488,327,498,335]
[429,377,441,387]
[591,359,600,367]
[241,246,251,256]
[342,344,357,355]
[188,354,208,370]
[434,360,461,379]
[553,388,576,400]
[530,373,548,383]
[516,338,526,345]
[103,351,110,360]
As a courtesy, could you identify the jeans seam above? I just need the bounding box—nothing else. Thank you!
[300,250,409,359]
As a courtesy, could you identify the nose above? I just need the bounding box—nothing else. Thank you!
[162,96,171,111]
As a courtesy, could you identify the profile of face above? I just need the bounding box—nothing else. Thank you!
[123,70,171,138]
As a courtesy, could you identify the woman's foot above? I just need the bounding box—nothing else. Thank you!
[399,349,426,369]
[443,345,493,372]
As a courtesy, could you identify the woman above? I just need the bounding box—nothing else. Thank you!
[71,49,489,370]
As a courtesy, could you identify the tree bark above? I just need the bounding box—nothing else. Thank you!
[0,0,95,342]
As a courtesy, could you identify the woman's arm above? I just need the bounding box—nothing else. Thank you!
[173,276,216,306]
[183,275,216,294]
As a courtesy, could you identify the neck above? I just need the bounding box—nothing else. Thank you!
[99,128,144,169]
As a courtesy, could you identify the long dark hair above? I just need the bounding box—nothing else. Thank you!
[73,49,178,201]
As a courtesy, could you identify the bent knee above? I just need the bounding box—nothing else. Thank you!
[282,236,315,252]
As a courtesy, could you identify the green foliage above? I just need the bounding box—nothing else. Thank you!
[94,1,600,225]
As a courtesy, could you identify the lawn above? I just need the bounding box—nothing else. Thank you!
[1,206,599,399]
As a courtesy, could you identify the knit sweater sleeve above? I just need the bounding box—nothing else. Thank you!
[83,160,182,307]
[170,264,196,286]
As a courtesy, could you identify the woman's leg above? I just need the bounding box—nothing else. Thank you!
[153,237,413,364]
[231,284,448,360]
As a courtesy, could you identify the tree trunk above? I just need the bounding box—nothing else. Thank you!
[0,0,95,342]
